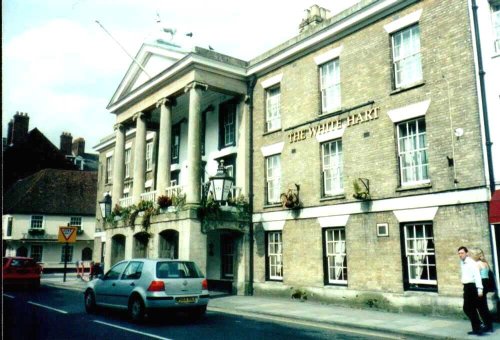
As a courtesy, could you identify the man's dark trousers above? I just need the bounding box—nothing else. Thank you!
[463,283,481,332]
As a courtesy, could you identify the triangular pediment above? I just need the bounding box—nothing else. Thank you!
[108,40,187,109]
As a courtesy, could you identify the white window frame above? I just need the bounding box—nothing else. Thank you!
[146,142,154,171]
[267,231,283,280]
[322,139,343,196]
[397,117,429,186]
[125,148,131,178]
[325,227,347,284]
[223,109,235,146]
[392,25,422,88]
[30,215,44,229]
[106,155,113,184]
[61,245,74,263]
[403,223,436,286]
[493,4,500,53]
[31,245,43,262]
[266,87,281,132]
[266,154,281,204]
[320,59,341,113]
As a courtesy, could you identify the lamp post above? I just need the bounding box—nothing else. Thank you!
[208,160,233,204]
[99,192,112,219]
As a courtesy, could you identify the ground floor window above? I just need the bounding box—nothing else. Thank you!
[61,245,74,263]
[402,223,437,291]
[30,245,43,262]
[323,227,347,284]
[266,231,283,281]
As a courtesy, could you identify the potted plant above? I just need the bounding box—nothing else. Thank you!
[157,195,172,213]
[280,184,301,209]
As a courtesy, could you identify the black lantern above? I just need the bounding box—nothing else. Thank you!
[99,192,112,219]
[208,160,233,203]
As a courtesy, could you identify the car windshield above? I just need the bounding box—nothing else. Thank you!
[10,259,36,267]
[156,261,203,279]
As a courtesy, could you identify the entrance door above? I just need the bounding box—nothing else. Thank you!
[220,234,234,279]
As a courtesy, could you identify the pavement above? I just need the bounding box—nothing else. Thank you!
[41,273,499,339]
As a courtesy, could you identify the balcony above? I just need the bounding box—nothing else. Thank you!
[119,196,133,208]
[22,232,57,240]
[166,184,185,197]
[140,190,157,203]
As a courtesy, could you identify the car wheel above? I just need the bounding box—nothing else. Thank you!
[85,290,97,313]
[128,296,145,322]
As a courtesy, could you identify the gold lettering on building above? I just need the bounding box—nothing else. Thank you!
[287,107,380,143]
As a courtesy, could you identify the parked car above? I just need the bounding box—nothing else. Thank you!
[3,256,42,289]
[84,259,209,322]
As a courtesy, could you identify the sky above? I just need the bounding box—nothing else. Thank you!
[2,0,359,152]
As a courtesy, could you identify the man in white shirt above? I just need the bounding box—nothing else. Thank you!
[458,246,484,336]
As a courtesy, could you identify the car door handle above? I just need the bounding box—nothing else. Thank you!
[130,282,135,287]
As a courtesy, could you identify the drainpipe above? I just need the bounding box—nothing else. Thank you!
[247,75,257,295]
[471,0,495,194]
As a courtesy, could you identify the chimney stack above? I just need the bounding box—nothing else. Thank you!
[72,137,85,156]
[299,5,331,33]
[9,111,30,145]
[60,132,73,156]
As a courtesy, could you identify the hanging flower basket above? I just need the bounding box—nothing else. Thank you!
[280,184,301,209]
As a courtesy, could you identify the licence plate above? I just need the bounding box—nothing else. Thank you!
[176,296,197,304]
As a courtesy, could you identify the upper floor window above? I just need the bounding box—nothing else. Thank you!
[70,216,82,232]
[125,148,131,178]
[392,25,422,88]
[397,118,429,185]
[266,87,281,132]
[321,139,343,196]
[320,59,341,113]
[171,123,180,164]
[493,4,500,53]
[324,227,347,284]
[402,223,437,291]
[146,141,154,171]
[219,101,236,148]
[265,154,281,204]
[31,215,44,229]
[105,155,113,184]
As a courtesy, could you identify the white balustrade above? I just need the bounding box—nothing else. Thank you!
[119,196,133,208]
[140,190,157,203]
[165,185,185,197]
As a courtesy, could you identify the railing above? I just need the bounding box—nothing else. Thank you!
[22,232,57,240]
[119,196,133,208]
[221,186,242,206]
[166,184,185,197]
[140,190,157,203]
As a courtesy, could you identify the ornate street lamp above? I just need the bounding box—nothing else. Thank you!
[99,192,112,219]
[208,160,233,203]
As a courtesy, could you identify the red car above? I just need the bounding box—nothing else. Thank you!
[3,256,42,289]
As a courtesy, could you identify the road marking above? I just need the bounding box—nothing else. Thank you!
[3,294,15,299]
[209,307,402,339]
[27,301,68,314]
[93,320,173,340]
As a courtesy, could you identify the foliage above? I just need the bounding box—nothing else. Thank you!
[291,288,308,301]
[280,185,301,209]
[353,178,370,200]
[28,228,45,236]
[157,195,172,208]
[171,191,186,209]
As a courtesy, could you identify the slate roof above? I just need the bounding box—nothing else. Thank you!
[3,128,77,190]
[4,169,97,216]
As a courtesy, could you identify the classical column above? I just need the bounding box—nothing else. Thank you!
[185,82,207,205]
[237,96,251,197]
[156,98,173,195]
[111,123,126,205]
[132,112,147,204]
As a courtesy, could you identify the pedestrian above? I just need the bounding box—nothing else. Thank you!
[457,246,484,336]
[469,248,494,333]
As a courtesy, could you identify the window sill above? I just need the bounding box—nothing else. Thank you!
[263,203,282,209]
[324,282,348,287]
[396,182,432,192]
[492,53,500,59]
[320,107,342,116]
[320,193,345,202]
[390,81,425,95]
[263,129,282,136]
[266,279,283,283]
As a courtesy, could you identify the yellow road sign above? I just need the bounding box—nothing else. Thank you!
[58,226,77,243]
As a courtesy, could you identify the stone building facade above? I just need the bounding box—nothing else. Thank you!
[94,0,497,314]
[250,0,494,315]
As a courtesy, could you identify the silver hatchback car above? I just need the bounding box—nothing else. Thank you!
[84,259,209,321]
